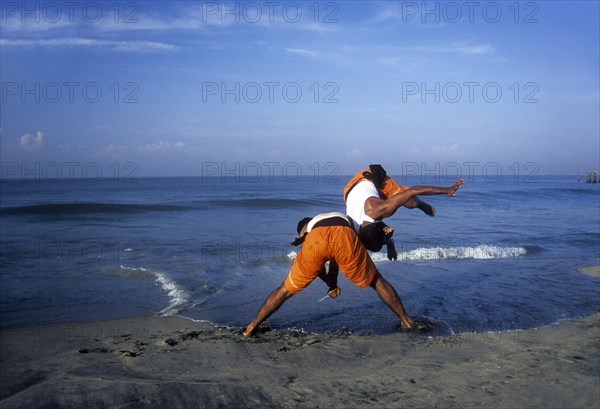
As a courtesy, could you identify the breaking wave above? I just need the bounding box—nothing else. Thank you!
[287,245,530,263]
[119,265,190,316]
[370,244,529,262]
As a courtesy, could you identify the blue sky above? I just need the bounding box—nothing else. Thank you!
[1,0,599,178]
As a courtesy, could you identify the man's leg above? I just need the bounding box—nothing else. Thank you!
[382,177,435,216]
[369,272,414,330]
[402,196,436,216]
[243,283,293,336]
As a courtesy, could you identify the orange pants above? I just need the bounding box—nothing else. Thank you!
[284,226,377,294]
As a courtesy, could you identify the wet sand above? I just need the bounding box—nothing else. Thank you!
[1,312,598,409]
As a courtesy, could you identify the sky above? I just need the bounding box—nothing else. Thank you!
[1,0,599,178]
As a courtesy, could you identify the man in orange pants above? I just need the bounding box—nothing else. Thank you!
[243,212,414,336]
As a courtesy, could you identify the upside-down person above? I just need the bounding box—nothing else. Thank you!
[344,164,465,260]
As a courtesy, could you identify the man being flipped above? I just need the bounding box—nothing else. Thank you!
[345,164,464,259]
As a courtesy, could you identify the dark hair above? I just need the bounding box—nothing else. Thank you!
[296,217,312,235]
[291,217,313,246]
[358,223,386,252]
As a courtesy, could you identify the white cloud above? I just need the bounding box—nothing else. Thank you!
[18,131,44,151]
[408,43,494,55]
[137,141,198,153]
[0,19,73,34]
[285,48,319,59]
[2,3,337,34]
[347,148,363,159]
[101,144,127,155]
[138,142,175,152]
[368,4,448,28]
[371,7,401,23]
[431,144,461,157]
[0,38,179,52]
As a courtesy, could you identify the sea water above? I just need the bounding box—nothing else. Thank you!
[1,175,599,335]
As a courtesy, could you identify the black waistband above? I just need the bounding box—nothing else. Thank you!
[291,216,352,246]
[312,216,352,229]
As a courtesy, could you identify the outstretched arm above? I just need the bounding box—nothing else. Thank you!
[317,262,341,298]
[326,262,341,298]
[243,283,293,336]
[365,179,464,220]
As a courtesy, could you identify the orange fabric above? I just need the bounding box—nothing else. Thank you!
[284,226,377,294]
[379,176,409,199]
[343,168,370,204]
[343,168,409,202]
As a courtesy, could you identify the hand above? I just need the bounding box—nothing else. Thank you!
[446,179,465,197]
[386,241,398,261]
[327,287,341,298]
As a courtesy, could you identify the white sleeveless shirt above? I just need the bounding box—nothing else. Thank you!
[346,180,380,229]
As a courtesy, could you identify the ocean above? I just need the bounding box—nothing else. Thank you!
[1,174,599,336]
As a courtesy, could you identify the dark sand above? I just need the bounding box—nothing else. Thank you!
[1,312,598,409]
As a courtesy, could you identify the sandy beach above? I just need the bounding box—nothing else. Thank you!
[1,311,598,409]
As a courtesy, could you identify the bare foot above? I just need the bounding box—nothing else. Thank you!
[418,201,436,217]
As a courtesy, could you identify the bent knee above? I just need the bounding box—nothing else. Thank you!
[368,271,381,289]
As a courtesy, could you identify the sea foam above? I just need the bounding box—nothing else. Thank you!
[287,245,528,263]
[119,265,190,316]
[370,245,528,262]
